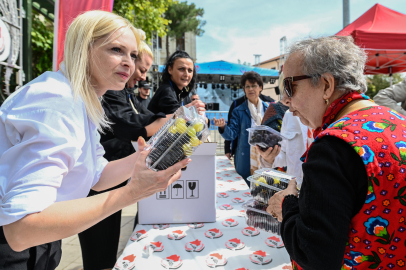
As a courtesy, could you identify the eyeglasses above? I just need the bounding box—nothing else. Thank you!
[191,98,199,101]
[244,84,259,90]
[283,75,314,97]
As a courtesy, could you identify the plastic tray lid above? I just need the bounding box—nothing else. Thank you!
[247,175,284,192]
[254,168,296,181]
[242,199,275,218]
[246,125,288,140]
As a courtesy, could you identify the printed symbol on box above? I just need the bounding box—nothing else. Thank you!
[157,186,170,200]
[186,180,199,199]
[171,180,184,199]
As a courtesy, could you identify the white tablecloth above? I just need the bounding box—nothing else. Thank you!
[114,156,292,270]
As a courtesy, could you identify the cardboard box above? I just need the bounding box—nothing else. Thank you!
[138,143,217,224]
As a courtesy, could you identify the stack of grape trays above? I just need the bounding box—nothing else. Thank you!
[242,168,297,235]
[145,106,210,171]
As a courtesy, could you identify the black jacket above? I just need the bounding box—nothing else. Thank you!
[148,81,192,114]
[100,88,166,161]
[224,94,275,155]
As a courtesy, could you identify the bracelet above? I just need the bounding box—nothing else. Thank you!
[281,194,298,208]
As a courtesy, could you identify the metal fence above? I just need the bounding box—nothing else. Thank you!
[205,111,229,156]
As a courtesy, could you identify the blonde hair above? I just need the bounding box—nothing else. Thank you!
[138,41,153,61]
[62,10,140,131]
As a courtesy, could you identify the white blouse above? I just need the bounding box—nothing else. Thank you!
[0,70,108,226]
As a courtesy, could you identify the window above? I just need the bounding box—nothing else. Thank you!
[158,37,162,49]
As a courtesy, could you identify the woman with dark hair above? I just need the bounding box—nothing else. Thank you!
[213,71,271,183]
[148,50,206,115]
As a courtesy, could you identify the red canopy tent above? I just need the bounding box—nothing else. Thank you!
[336,3,406,76]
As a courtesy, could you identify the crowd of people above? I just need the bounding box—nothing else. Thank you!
[0,9,405,270]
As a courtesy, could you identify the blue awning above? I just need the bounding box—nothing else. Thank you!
[158,60,278,77]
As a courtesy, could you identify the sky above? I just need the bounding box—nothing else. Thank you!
[189,0,406,65]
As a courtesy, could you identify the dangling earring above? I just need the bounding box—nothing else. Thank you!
[325,99,329,105]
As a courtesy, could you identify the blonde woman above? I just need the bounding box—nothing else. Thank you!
[0,11,189,270]
[78,39,170,270]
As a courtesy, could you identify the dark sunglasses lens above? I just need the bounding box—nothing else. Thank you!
[283,79,292,97]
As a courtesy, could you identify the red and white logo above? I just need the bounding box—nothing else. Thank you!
[185,239,205,252]
[161,254,183,269]
[228,188,238,192]
[242,192,252,197]
[205,253,227,267]
[130,229,148,241]
[219,204,233,210]
[114,254,136,270]
[231,197,244,203]
[217,192,229,198]
[249,250,272,265]
[222,218,238,227]
[143,241,164,258]
[153,224,170,230]
[225,238,245,250]
[187,223,204,229]
[238,210,246,217]
[168,230,186,240]
[241,227,260,237]
[265,235,285,248]
[204,228,223,239]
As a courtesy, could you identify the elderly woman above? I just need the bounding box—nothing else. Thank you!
[0,11,188,269]
[266,36,405,269]
[213,71,270,182]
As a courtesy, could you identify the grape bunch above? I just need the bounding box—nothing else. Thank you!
[148,118,205,171]
[249,129,282,151]
[245,200,281,234]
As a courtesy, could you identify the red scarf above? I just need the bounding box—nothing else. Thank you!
[313,91,369,139]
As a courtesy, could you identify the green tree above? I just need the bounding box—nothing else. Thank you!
[31,12,54,79]
[366,73,404,99]
[113,0,174,43]
[164,1,205,59]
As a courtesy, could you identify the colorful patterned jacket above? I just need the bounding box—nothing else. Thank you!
[294,105,406,269]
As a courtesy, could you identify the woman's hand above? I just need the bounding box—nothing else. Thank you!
[213,117,226,128]
[266,179,298,222]
[126,138,191,202]
[256,145,280,165]
[186,100,206,115]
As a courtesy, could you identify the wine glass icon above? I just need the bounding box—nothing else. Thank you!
[188,182,196,197]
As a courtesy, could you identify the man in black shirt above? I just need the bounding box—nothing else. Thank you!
[136,80,151,108]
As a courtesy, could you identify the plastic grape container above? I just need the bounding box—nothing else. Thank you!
[242,199,281,235]
[247,169,296,204]
[145,106,210,171]
[246,125,287,151]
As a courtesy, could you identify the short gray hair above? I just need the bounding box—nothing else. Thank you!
[287,36,367,93]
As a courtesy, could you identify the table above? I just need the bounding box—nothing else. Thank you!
[114,157,292,270]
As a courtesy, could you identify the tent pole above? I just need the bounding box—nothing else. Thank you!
[389,66,393,87]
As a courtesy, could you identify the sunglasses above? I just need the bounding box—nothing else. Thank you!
[283,75,314,97]
[192,98,199,101]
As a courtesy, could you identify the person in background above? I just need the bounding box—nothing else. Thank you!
[148,50,206,115]
[0,11,189,270]
[266,36,404,270]
[258,73,312,186]
[191,91,200,101]
[224,93,274,160]
[213,71,270,183]
[136,80,151,108]
[373,77,406,115]
[78,38,170,270]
